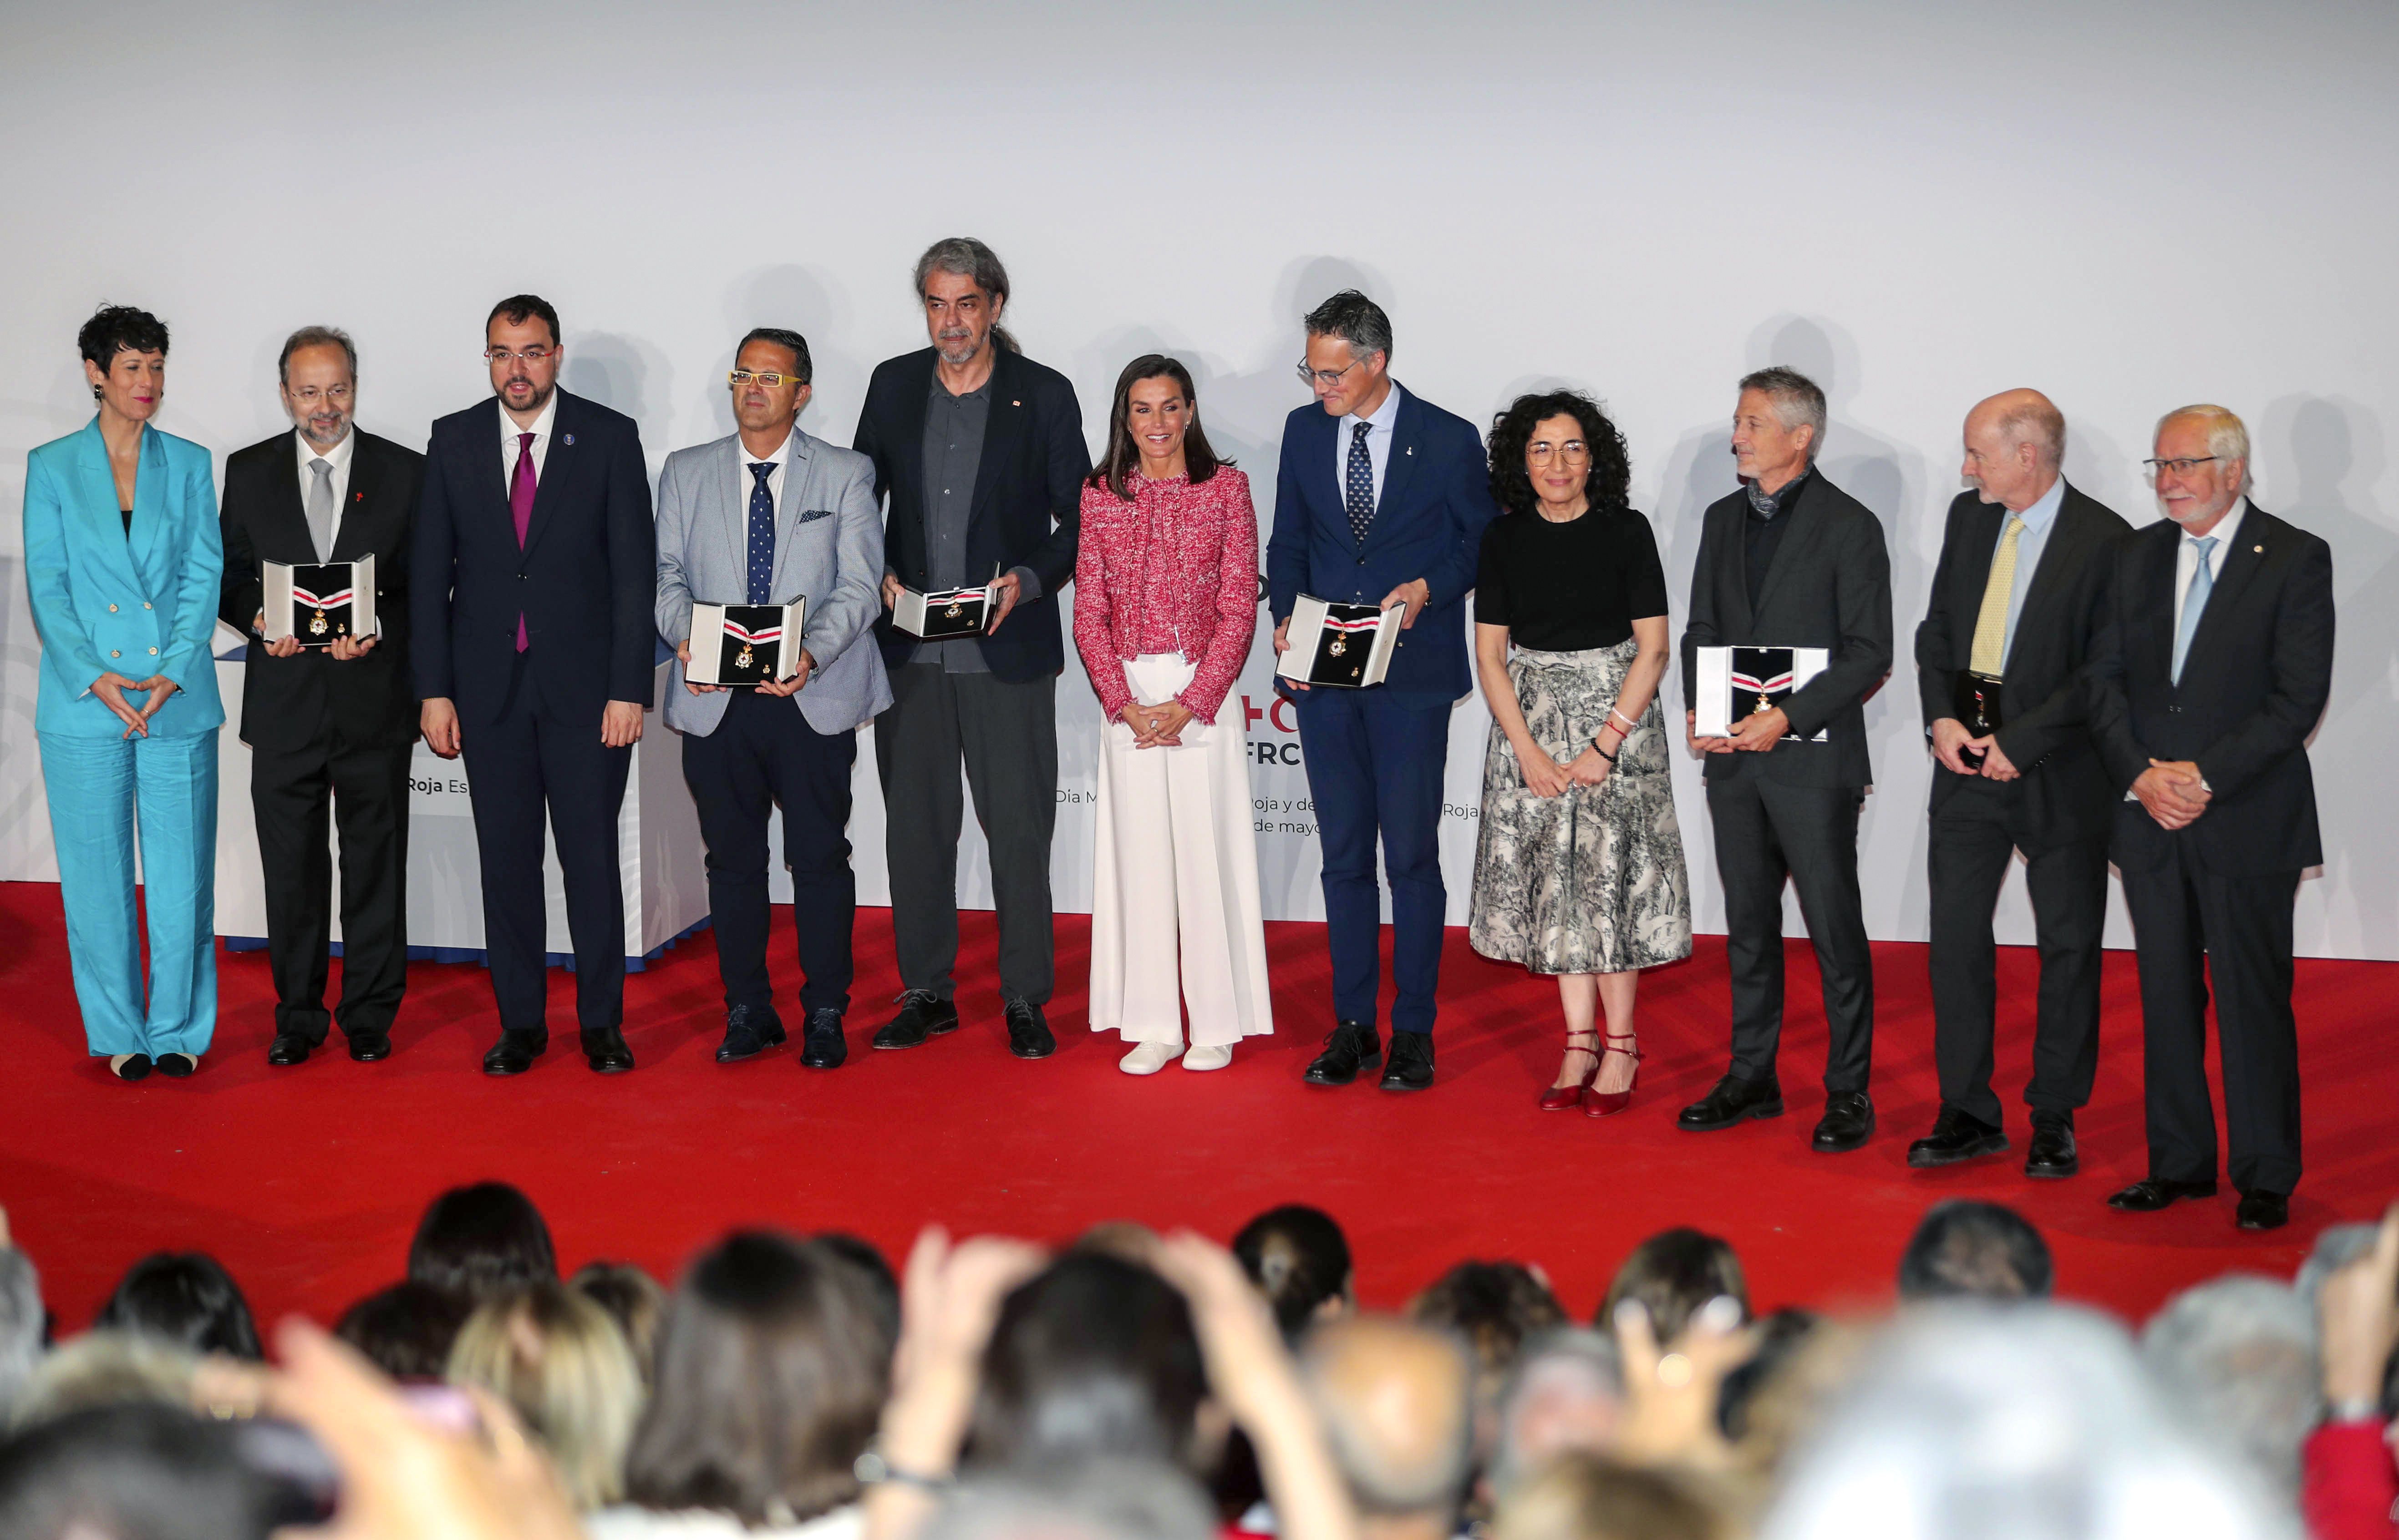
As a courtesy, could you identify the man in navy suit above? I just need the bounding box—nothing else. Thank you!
[413,294,657,1077]
[1267,291,1497,1092]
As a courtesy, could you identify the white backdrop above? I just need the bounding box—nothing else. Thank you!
[5,0,2396,959]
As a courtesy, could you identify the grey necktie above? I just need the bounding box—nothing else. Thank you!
[306,457,336,562]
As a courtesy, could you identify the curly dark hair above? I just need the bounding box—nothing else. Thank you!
[1487,390,1630,517]
[78,304,169,371]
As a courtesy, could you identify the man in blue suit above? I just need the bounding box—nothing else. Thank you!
[1267,291,1497,1092]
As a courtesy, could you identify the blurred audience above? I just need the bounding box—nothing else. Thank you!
[2141,1274,2322,1499]
[1301,1316,1474,1540]
[575,1260,671,1385]
[1234,1206,1356,1342]
[1598,1230,1748,1345]
[335,1279,472,1381]
[94,1251,264,1360]
[446,1278,644,1509]
[409,1181,558,1307]
[1895,1199,2054,1302]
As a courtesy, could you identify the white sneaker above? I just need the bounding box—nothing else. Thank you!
[1119,1042,1183,1075]
[1182,1044,1233,1072]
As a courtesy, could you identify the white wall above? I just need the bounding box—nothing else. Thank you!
[5,0,2395,957]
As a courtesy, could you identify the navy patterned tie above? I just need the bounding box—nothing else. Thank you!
[746,463,776,606]
[1344,420,1374,544]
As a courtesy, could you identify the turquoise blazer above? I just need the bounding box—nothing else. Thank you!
[23,419,226,738]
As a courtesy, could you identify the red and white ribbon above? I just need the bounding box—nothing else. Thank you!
[290,586,355,609]
[722,619,783,646]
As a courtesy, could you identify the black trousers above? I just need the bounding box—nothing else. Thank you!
[1926,776,2107,1127]
[1706,771,1874,1094]
[874,661,1056,1005]
[681,690,857,1017]
[458,658,632,1038]
[250,731,413,1043]
[2119,839,2303,1196]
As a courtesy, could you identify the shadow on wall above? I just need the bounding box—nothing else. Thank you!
[560,333,672,471]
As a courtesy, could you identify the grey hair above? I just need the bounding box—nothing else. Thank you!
[7,1332,197,1434]
[277,325,356,386]
[2140,1274,2321,1501]
[914,237,1016,354]
[1489,1327,1624,1501]
[2294,1222,2379,1303]
[1738,367,1827,455]
[920,1458,1216,1540]
[2157,403,2250,467]
[1995,396,2068,466]
[1300,1317,1474,1517]
[1303,290,1393,365]
[0,1249,41,1420]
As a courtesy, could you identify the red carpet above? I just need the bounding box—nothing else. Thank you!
[2,879,2392,1336]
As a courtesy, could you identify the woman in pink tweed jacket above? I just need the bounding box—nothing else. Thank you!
[1074,355,1275,1074]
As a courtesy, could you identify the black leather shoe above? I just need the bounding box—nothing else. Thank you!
[1906,1106,2008,1168]
[583,1028,635,1074]
[1677,1073,1784,1130]
[1379,1031,1435,1092]
[153,1052,198,1079]
[2106,1176,2217,1212]
[267,1033,315,1067]
[715,1004,786,1064]
[1005,1000,1056,1060]
[800,1008,847,1069]
[1304,1022,1381,1086]
[1813,1091,1875,1152]
[873,991,960,1050]
[483,1028,548,1077]
[348,1031,392,1063]
[108,1053,153,1082]
[2235,1190,2289,1231]
[2023,1116,2079,1179]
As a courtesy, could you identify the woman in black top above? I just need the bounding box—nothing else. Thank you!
[1469,391,1692,1116]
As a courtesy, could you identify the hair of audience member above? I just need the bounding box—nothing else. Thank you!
[920,1457,1219,1540]
[1494,1451,1733,1540]
[1412,1261,1568,1386]
[1232,1205,1355,1342]
[572,1261,669,1385]
[332,1280,470,1383]
[971,1250,1211,1475]
[1299,1314,1476,1525]
[0,1246,43,1419]
[407,1182,558,1307]
[623,1231,893,1526]
[813,1231,903,1355]
[1489,1327,1625,1503]
[1896,1201,2054,1302]
[8,1332,197,1432]
[2139,1273,2323,1500]
[1761,1301,2293,1540]
[0,1401,293,1540]
[1715,1307,1820,1443]
[446,1280,644,1510]
[1598,1230,1750,1346]
[92,1252,264,1361]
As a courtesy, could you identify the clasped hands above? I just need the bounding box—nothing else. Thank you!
[1120,698,1194,749]
[1519,740,1614,798]
[2131,758,2210,830]
[1686,706,1789,756]
[90,671,178,738]
[1929,717,2021,781]
[676,638,814,698]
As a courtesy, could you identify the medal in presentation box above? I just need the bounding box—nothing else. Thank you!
[1276,595,1405,689]
[1693,644,1830,740]
[688,600,807,685]
[1952,672,2004,766]
[263,557,375,646]
[893,577,997,639]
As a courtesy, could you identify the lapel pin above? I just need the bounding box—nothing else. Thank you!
[2253,544,2263,553]
[563,432,576,446]
[1011,400,1022,407]
[354,491,364,502]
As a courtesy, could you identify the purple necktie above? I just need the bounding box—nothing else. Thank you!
[509,431,535,651]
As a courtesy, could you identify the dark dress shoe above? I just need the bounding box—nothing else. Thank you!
[583,1028,635,1074]
[109,1053,153,1082]
[1005,1001,1056,1060]
[483,1028,548,1077]
[2023,1116,2079,1179]
[1379,1031,1435,1092]
[1677,1073,1784,1131]
[872,991,960,1050]
[2235,1190,2289,1231]
[153,1052,198,1079]
[715,1004,787,1064]
[1813,1090,1875,1152]
[799,1008,847,1069]
[348,1032,393,1063]
[1906,1106,2008,1168]
[2106,1176,2217,1211]
[267,1034,315,1067]
[1304,1022,1381,1086]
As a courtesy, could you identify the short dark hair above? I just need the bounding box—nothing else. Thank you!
[971,1251,1207,1473]
[1411,1261,1567,1386]
[333,1281,471,1382]
[485,293,560,347]
[1896,1201,2054,1302]
[571,1261,669,1383]
[1090,355,1232,502]
[737,326,813,386]
[79,304,169,371]
[407,1182,557,1307]
[1599,1230,1748,1345]
[0,1402,300,1540]
[1302,290,1392,364]
[1488,390,1633,516]
[813,1233,901,1355]
[94,1253,262,1362]
[1232,1205,1352,1342]
[277,326,356,386]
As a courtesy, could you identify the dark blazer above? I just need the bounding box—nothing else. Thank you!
[219,429,424,750]
[1679,470,1894,788]
[1266,385,1496,700]
[2085,503,2334,876]
[410,390,656,726]
[853,346,1088,683]
[1914,481,2130,846]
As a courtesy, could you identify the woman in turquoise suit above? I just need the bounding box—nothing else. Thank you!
[24,305,225,1080]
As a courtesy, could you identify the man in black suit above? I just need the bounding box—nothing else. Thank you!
[1677,367,1894,1153]
[219,326,424,1065]
[853,238,1087,1061]
[412,294,656,1077]
[1909,390,2130,1177]
[2087,404,2334,1232]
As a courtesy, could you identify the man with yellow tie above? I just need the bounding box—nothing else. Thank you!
[1910,390,2130,1179]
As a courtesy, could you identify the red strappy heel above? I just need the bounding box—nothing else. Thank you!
[1540,1029,1600,1111]
[1584,1032,1644,1117]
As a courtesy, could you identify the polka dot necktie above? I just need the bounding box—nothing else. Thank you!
[746,463,776,606]
[1344,419,1375,544]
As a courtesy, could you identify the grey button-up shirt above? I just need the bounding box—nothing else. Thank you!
[919,376,992,672]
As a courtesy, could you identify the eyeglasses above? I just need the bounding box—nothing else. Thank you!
[286,385,353,406]
[1527,441,1591,464]
[1295,359,1362,389]
[2143,456,2219,476]
[728,370,805,389]
[483,346,555,365]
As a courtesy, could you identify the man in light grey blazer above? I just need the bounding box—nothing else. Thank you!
[657,327,892,1068]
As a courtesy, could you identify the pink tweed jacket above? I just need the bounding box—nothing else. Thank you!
[1072,466,1260,724]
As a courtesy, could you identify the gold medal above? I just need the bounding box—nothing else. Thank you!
[310,608,329,636]
[1328,637,1347,656]
[737,644,754,670]
[945,601,965,619]
[1756,692,1771,714]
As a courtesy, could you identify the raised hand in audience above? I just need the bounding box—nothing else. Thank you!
[1607,1295,1758,1472]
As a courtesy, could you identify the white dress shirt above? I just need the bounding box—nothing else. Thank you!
[1332,381,1406,511]
[499,392,559,489]
[2173,496,2247,636]
[295,427,356,551]
[739,429,794,548]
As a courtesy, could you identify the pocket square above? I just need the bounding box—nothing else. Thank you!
[796,507,837,524]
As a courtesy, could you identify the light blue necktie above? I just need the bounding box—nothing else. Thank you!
[2170,535,2217,685]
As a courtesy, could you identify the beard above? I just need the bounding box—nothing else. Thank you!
[501,377,555,412]
[934,328,980,365]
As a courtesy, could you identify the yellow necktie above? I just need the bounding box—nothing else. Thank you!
[1967,515,2027,678]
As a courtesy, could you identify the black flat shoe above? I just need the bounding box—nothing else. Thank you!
[799,1008,847,1069]
[267,1034,315,1067]
[1303,1021,1380,1086]
[873,990,959,1050]
[1379,1031,1434,1092]
[1005,1000,1055,1060]
[153,1052,198,1079]
[1906,1106,2007,1168]
[583,1028,635,1074]
[1677,1073,1784,1131]
[108,1053,152,1082]
[483,1028,547,1077]
[2023,1116,2079,1179]
[715,1004,786,1064]
[348,1032,393,1063]
[2106,1176,2217,1212]
[2235,1190,2289,1231]
[1812,1090,1875,1152]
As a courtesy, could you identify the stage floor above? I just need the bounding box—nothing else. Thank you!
[2,879,2391,1334]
